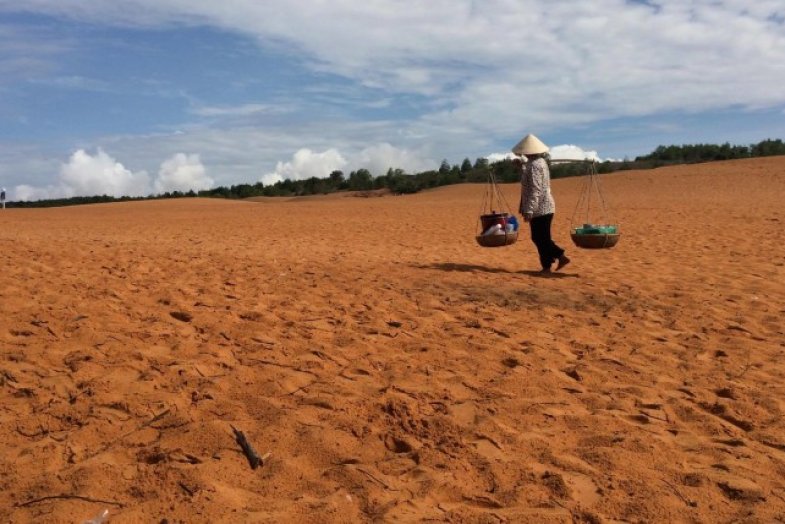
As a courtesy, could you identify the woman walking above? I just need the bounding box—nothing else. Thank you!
[513,134,570,273]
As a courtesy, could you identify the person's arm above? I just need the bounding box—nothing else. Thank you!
[518,161,526,216]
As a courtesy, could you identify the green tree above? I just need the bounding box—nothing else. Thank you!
[329,170,345,188]
[303,176,329,195]
[348,169,373,190]
[752,138,785,157]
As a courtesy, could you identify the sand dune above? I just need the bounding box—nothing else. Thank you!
[1,157,784,523]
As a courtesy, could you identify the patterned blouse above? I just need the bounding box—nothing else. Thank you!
[520,157,555,217]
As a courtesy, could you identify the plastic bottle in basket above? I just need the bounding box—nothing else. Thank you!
[482,223,503,236]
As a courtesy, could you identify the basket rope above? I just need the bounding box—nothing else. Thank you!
[570,160,615,229]
[477,164,516,235]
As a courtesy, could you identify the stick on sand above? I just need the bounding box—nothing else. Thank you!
[231,425,264,469]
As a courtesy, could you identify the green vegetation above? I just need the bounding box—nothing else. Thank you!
[6,139,785,208]
[635,139,785,163]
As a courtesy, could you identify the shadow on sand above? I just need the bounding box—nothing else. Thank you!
[416,263,579,279]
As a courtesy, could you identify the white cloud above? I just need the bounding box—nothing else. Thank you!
[13,183,60,202]
[12,148,152,201]
[549,145,601,162]
[486,145,604,164]
[59,149,150,197]
[33,75,111,91]
[259,143,435,185]
[191,103,285,117]
[6,1,784,119]
[350,143,434,176]
[0,23,71,82]
[261,148,347,185]
[10,148,215,201]
[154,153,213,193]
[486,152,518,164]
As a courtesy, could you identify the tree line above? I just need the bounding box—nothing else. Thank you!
[634,138,785,164]
[6,138,785,208]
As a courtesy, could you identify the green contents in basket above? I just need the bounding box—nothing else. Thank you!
[574,224,618,235]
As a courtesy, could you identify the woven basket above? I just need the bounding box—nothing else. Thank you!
[571,232,620,249]
[477,231,518,247]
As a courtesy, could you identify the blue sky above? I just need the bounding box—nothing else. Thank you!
[1,1,784,200]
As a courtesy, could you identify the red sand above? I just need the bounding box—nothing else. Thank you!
[1,157,784,522]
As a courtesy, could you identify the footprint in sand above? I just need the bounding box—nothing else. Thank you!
[531,462,602,508]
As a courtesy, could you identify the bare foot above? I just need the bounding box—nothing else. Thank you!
[556,255,571,271]
[540,267,552,274]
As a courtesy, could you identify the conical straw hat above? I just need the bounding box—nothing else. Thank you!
[511,134,549,155]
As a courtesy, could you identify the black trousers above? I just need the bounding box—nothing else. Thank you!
[529,213,564,269]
